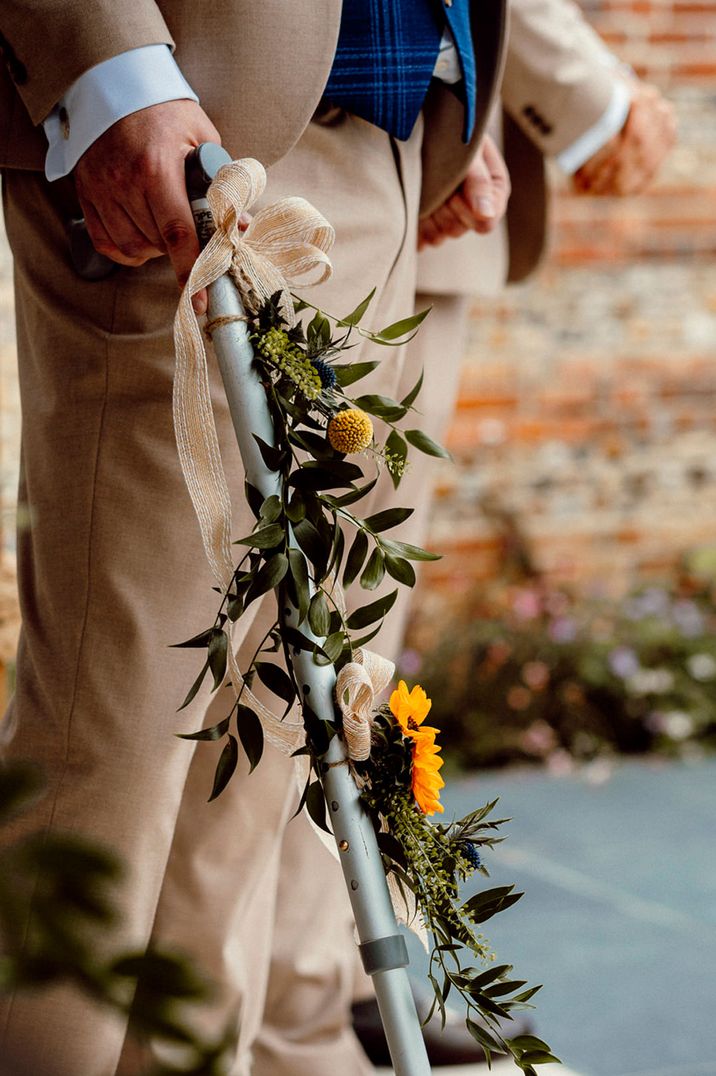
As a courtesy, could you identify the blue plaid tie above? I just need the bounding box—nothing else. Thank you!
[324,0,476,143]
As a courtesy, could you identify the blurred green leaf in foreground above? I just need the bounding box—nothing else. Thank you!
[0,764,235,1075]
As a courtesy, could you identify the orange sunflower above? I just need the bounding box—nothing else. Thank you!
[389,680,445,815]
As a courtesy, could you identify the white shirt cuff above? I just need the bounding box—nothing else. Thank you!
[556,79,632,175]
[43,44,199,181]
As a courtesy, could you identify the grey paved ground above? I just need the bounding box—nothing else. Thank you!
[433,757,716,1076]
[377,1063,583,1075]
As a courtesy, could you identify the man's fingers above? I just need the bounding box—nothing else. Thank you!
[432,203,469,240]
[81,198,158,267]
[149,168,203,306]
[576,83,676,197]
[482,134,512,205]
[145,156,209,314]
[461,154,501,233]
[446,191,477,232]
[71,101,222,311]
[417,216,444,249]
[463,170,496,222]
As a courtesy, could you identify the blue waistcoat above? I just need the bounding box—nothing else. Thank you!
[323,0,476,143]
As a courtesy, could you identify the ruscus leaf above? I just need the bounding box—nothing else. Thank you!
[375,306,430,341]
[385,554,416,587]
[208,735,239,801]
[207,629,228,690]
[308,591,331,638]
[246,553,289,602]
[363,507,414,533]
[255,661,296,707]
[234,523,285,549]
[236,705,264,773]
[400,368,424,409]
[360,547,385,590]
[346,589,398,630]
[287,547,310,624]
[251,434,286,471]
[404,428,451,459]
[177,716,230,741]
[177,660,209,711]
[343,530,369,587]
[337,287,376,327]
[305,780,332,834]
[333,360,381,387]
[351,393,406,422]
[259,494,283,522]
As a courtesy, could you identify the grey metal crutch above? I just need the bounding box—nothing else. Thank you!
[185,142,432,1076]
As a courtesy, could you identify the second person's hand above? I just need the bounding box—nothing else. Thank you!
[418,134,511,250]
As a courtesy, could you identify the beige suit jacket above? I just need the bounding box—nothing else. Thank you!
[0,0,506,216]
[417,0,626,294]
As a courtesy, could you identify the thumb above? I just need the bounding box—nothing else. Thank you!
[462,159,496,222]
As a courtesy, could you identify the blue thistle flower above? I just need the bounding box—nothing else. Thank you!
[464,842,482,871]
[312,357,337,390]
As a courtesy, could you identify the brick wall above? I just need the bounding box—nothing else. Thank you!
[417,0,716,622]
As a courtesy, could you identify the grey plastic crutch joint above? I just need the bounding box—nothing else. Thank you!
[185,143,233,249]
[359,934,410,976]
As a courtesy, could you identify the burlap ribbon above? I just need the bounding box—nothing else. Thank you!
[173,158,334,752]
[335,649,395,761]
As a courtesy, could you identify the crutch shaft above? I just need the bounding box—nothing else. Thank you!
[187,145,431,1075]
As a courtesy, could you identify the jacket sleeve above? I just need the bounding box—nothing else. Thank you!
[0,0,174,124]
[502,0,626,159]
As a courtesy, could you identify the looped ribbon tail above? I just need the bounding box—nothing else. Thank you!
[335,649,395,762]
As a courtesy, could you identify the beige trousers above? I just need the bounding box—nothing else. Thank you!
[0,107,422,1076]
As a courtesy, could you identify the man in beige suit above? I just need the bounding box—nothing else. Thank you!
[256,2,675,1071]
[0,3,513,1074]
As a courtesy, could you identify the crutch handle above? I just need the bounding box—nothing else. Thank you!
[184,142,232,201]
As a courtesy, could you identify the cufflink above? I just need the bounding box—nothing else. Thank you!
[59,106,70,140]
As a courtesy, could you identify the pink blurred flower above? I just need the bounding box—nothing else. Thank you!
[522,660,550,691]
[512,589,541,621]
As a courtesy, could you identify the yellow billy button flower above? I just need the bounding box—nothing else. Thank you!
[327,409,374,454]
[389,680,445,815]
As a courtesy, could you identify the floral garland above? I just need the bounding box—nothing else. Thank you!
[178,290,558,1072]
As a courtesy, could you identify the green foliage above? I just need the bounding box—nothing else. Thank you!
[173,291,557,1069]
[356,718,557,1071]
[177,291,441,795]
[0,766,235,1073]
[416,571,716,770]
